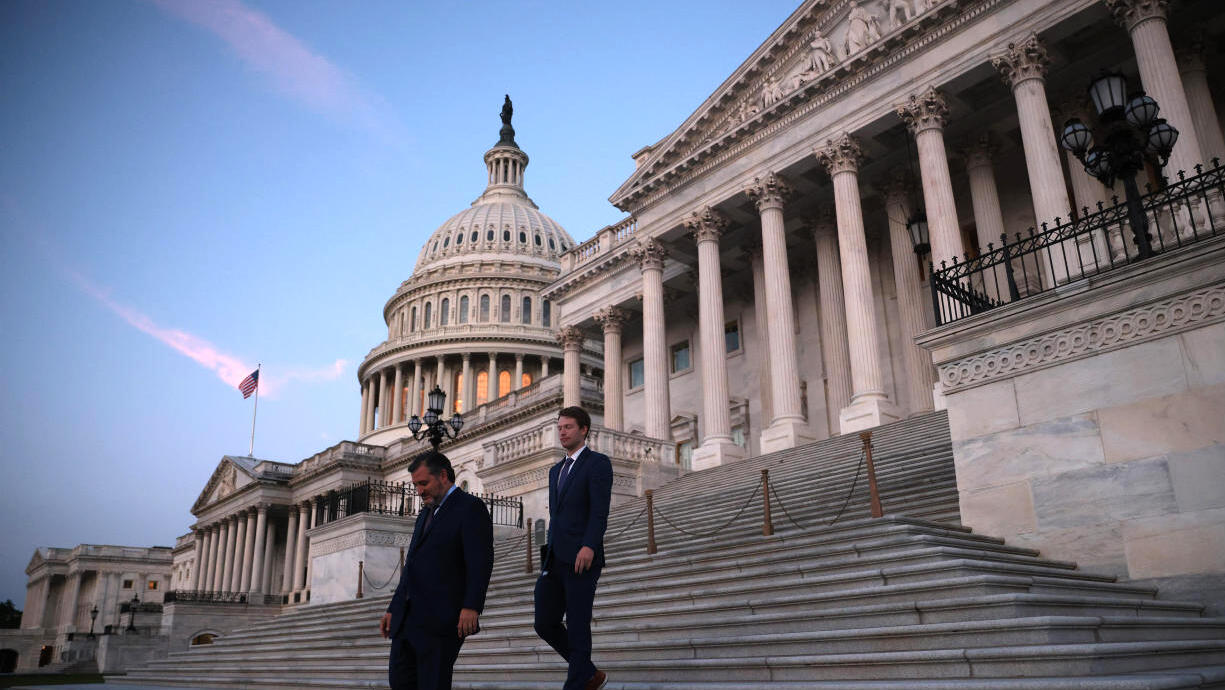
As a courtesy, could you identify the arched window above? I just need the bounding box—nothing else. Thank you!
[443,236,450,248]
[424,302,432,329]
[479,295,490,322]
[440,298,450,326]
[522,296,532,324]
[455,231,463,245]
[503,229,511,242]
[519,231,527,243]
[410,306,417,332]
[498,370,511,397]
[535,233,542,246]
[549,238,556,250]
[459,296,469,324]
[542,300,551,327]
[500,294,511,323]
[454,372,463,412]
[471,231,478,243]
[521,372,532,388]
[477,371,489,405]
[486,229,494,242]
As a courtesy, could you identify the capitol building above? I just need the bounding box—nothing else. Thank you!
[8,0,1224,679]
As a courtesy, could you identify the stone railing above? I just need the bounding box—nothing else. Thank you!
[173,533,194,550]
[484,422,555,468]
[560,216,637,272]
[364,323,558,362]
[588,426,677,466]
[297,441,385,476]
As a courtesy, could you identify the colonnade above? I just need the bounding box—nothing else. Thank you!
[191,503,282,598]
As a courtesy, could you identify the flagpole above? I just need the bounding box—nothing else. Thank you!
[249,363,260,457]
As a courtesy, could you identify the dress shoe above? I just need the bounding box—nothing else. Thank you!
[584,669,607,690]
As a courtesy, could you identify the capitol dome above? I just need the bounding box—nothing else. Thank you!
[355,97,593,446]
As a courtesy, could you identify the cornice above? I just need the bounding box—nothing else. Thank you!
[542,250,636,301]
[359,329,565,377]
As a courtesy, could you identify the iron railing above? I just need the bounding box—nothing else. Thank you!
[163,590,280,605]
[931,159,1224,325]
[324,479,524,528]
[472,491,524,528]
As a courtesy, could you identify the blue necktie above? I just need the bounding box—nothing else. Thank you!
[558,456,575,491]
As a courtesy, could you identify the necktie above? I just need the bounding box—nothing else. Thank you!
[558,456,575,491]
[422,505,437,532]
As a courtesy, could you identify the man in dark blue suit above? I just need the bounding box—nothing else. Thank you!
[534,406,613,690]
[380,451,493,690]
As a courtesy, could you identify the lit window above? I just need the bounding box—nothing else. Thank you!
[628,358,644,389]
[477,371,489,405]
[498,370,511,397]
[147,580,159,591]
[454,373,463,413]
[671,341,691,373]
[725,321,741,353]
[521,372,532,388]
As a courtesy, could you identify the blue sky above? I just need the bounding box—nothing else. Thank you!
[0,0,799,607]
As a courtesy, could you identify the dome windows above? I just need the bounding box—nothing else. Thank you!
[487,229,494,242]
[479,295,490,322]
[440,298,450,326]
[459,296,469,324]
[424,302,433,329]
[443,236,450,248]
[535,233,542,246]
[471,231,478,243]
[455,232,463,245]
[503,230,511,242]
[519,231,527,244]
[500,294,511,323]
[522,296,532,324]
[549,238,555,250]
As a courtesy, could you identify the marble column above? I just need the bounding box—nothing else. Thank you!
[260,518,277,594]
[882,177,936,414]
[745,244,772,426]
[684,206,746,468]
[745,172,815,452]
[60,571,82,630]
[962,135,1016,297]
[249,505,268,594]
[293,502,309,593]
[1107,0,1205,178]
[559,326,584,408]
[214,518,230,591]
[458,354,470,412]
[240,508,258,592]
[410,359,423,418]
[206,525,221,591]
[391,363,404,425]
[1177,38,1225,166]
[992,34,1073,284]
[230,512,247,592]
[435,358,445,402]
[282,508,299,596]
[816,134,901,433]
[630,238,672,440]
[514,353,524,391]
[897,87,965,269]
[358,380,369,435]
[487,352,498,401]
[190,530,205,590]
[811,211,853,433]
[541,357,550,378]
[594,307,629,431]
[304,500,318,594]
[375,369,387,429]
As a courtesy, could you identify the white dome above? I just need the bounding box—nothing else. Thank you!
[412,192,575,273]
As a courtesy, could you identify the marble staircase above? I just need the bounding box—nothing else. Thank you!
[118,412,1225,689]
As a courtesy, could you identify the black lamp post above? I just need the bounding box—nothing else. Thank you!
[907,214,930,256]
[407,386,463,450]
[1060,72,1179,260]
[88,605,98,639]
[126,593,139,632]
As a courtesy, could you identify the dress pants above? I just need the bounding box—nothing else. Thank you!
[389,631,462,690]
[534,561,601,690]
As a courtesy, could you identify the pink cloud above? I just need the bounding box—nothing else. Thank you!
[150,0,401,143]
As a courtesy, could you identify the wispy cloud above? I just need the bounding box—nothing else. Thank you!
[67,269,347,397]
[150,0,403,145]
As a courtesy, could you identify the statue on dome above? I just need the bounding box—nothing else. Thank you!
[501,95,513,126]
[498,94,519,148]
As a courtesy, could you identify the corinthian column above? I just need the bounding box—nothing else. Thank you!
[882,176,935,413]
[282,507,299,597]
[231,512,248,592]
[293,501,309,594]
[391,363,404,424]
[559,326,585,408]
[214,518,230,591]
[240,508,258,592]
[745,172,814,452]
[744,243,772,426]
[358,381,369,436]
[206,525,221,591]
[190,530,205,591]
[631,238,673,440]
[816,135,900,433]
[514,354,524,392]
[460,354,472,412]
[1177,36,1225,166]
[811,212,853,435]
[249,505,268,594]
[375,369,387,429]
[410,359,423,417]
[897,87,965,269]
[962,135,1018,296]
[684,207,745,468]
[593,307,629,431]
[1106,0,1205,178]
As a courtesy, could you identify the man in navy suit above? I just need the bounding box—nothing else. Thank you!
[380,451,493,690]
[534,406,613,690]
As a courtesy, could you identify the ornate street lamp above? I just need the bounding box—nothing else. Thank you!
[407,386,463,449]
[88,605,98,639]
[126,594,139,632]
[1060,71,1180,260]
[906,214,930,256]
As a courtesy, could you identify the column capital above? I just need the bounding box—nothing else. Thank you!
[962,132,997,171]
[896,87,948,135]
[1174,31,1207,73]
[593,306,631,333]
[739,239,763,263]
[557,325,586,350]
[745,171,795,211]
[880,172,914,208]
[683,206,731,243]
[816,133,864,175]
[630,237,668,271]
[514,352,524,362]
[1104,0,1168,31]
[991,33,1049,88]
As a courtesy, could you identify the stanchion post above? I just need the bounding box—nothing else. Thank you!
[645,490,658,555]
[525,518,534,574]
[860,431,883,518]
[761,469,774,536]
[356,560,364,599]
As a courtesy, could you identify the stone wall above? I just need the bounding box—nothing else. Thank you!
[159,601,281,652]
[920,237,1225,613]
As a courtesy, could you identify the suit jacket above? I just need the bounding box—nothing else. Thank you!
[546,446,613,569]
[386,488,494,639]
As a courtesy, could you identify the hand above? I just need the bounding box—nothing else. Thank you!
[574,546,595,573]
[379,612,392,639]
[457,608,480,638]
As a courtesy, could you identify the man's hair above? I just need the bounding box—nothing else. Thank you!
[558,406,592,437]
[408,451,455,483]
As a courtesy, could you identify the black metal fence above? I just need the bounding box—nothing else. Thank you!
[163,591,280,605]
[931,160,1224,325]
[325,479,523,528]
[472,491,524,528]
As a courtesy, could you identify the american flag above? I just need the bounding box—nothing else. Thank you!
[238,369,259,399]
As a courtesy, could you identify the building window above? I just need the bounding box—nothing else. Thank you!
[521,372,532,388]
[549,238,556,250]
[459,296,469,324]
[503,230,511,242]
[440,298,450,326]
[725,320,741,353]
[480,295,490,322]
[424,302,432,329]
[542,300,551,327]
[671,341,691,374]
[455,231,463,245]
[454,372,463,413]
[519,231,527,243]
[535,233,542,246]
[628,358,644,389]
[498,370,511,397]
[676,440,694,470]
[147,580,159,591]
[477,371,489,405]
[500,295,511,323]
[123,580,134,590]
[410,306,417,332]
[732,426,746,449]
[443,236,449,248]
[470,231,478,243]
[486,229,494,242]
[522,296,532,325]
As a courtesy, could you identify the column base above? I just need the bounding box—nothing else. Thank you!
[690,438,747,471]
[839,396,901,434]
[760,418,817,454]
